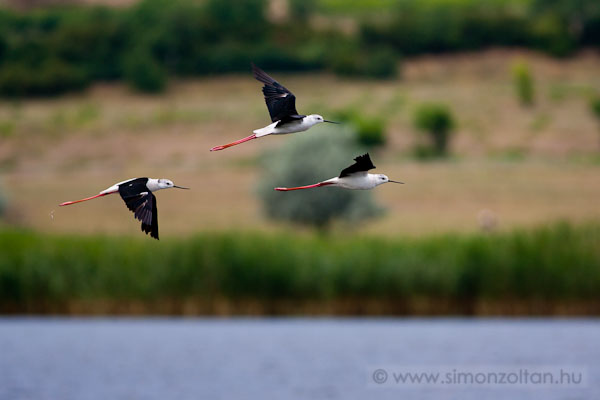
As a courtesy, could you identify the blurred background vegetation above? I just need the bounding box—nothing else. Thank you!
[0,0,599,95]
[2,223,599,315]
[0,0,599,315]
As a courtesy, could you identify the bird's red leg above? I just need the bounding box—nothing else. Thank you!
[210,134,257,152]
[274,182,335,191]
[59,192,110,206]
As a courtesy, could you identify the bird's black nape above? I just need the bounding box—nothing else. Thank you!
[339,153,376,177]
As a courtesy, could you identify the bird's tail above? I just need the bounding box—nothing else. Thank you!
[210,133,257,152]
[253,121,278,137]
[274,181,335,191]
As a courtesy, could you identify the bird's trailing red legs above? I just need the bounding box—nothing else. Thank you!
[59,192,109,206]
[274,182,335,191]
[275,153,404,191]
[210,63,339,152]
[59,178,189,240]
[210,134,257,152]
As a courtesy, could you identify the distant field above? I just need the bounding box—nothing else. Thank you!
[1,50,600,236]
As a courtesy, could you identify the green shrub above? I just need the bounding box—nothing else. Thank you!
[413,103,455,157]
[289,0,316,23]
[0,60,88,97]
[529,13,576,57]
[333,108,387,147]
[591,95,600,149]
[203,0,267,42]
[328,45,398,79]
[529,0,599,51]
[0,185,6,219]
[257,128,382,230]
[354,115,386,147]
[123,48,167,93]
[591,96,600,119]
[512,60,535,106]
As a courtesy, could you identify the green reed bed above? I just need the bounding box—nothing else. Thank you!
[0,223,599,315]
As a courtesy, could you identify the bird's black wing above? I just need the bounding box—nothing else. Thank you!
[252,63,304,124]
[339,153,376,178]
[118,181,159,240]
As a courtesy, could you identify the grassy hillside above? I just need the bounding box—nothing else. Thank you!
[1,51,599,237]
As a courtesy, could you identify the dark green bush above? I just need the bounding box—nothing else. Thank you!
[360,0,594,57]
[333,108,387,147]
[591,95,600,149]
[49,7,126,80]
[328,45,398,79]
[0,0,597,97]
[123,47,167,93]
[0,185,6,219]
[354,115,386,147]
[0,59,88,97]
[289,0,317,23]
[530,0,600,48]
[590,96,600,119]
[413,103,455,157]
[529,13,576,57]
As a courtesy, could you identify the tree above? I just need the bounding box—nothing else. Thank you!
[257,128,382,231]
[413,103,455,157]
[123,46,167,93]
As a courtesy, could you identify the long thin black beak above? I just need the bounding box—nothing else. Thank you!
[324,120,340,124]
[174,185,190,189]
[389,180,404,184]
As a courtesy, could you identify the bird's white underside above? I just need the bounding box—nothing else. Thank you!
[324,173,384,190]
[99,178,163,195]
[253,115,323,137]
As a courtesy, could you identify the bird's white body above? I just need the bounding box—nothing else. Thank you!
[274,153,403,192]
[60,177,188,240]
[209,64,338,151]
[99,178,171,195]
[253,115,325,137]
[99,178,135,195]
[324,174,391,190]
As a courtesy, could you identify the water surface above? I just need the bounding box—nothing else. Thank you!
[0,318,597,399]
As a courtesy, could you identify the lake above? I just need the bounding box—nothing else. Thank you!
[0,318,597,400]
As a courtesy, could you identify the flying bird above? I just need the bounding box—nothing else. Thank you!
[274,153,404,191]
[210,63,339,151]
[59,178,189,240]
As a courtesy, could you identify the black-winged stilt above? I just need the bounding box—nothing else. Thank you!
[274,153,404,191]
[59,178,189,240]
[210,63,339,151]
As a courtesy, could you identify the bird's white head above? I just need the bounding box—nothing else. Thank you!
[157,179,190,190]
[307,114,340,127]
[157,179,175,189]
[373,174,404,187]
